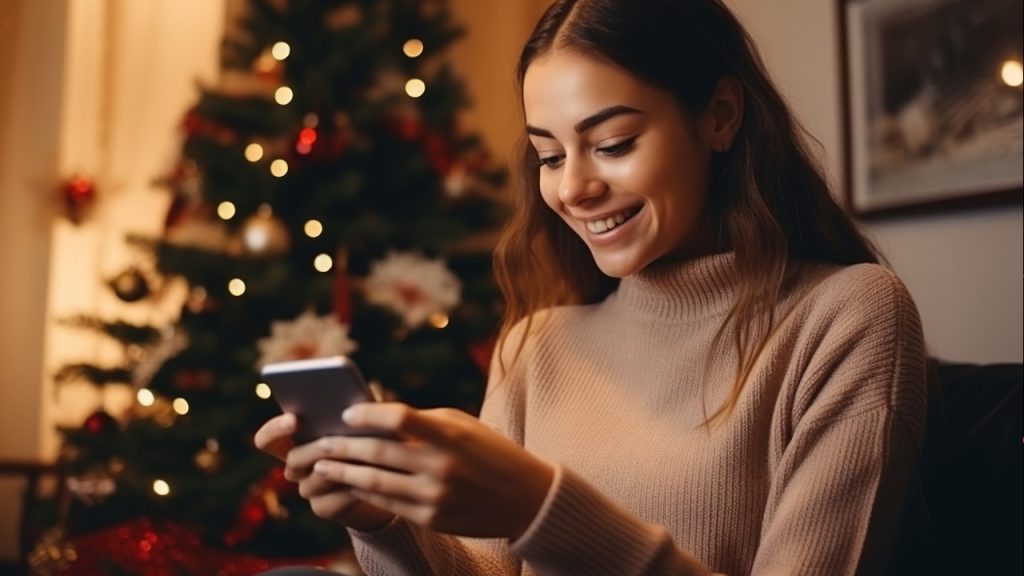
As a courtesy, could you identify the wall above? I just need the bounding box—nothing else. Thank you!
[0,0,67,558]
[39,0,226,458]
[448,0,552,165]
[0,0,225,557]
[724,0,1023,363]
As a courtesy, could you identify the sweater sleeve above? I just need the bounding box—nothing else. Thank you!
[509,464,717,575]
[750,266,928,575]
[346,323,532,576]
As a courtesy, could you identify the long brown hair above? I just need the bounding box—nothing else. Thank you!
[494,0,880,423]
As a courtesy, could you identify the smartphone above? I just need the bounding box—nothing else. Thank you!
[260,355,383,444]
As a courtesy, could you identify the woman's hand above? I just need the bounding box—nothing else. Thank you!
[286,403,554,540]
[254,413,396,531]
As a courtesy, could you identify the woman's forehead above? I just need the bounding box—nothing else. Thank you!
[523,51,668,129]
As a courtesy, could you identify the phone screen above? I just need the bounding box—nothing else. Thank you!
[261,356,380,443]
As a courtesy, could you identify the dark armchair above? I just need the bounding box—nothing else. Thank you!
[891,360,1023,575]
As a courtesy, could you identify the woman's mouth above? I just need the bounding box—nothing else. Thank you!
[584,207,642,234]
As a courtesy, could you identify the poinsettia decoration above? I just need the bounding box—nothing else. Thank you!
[363,251,461,329]
[256,310,357,366]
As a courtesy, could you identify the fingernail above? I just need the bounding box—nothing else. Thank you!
[281,415,295,431]
[342,406,357,424]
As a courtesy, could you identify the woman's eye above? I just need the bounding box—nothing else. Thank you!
[537,155,565,168]
[598,137,637,157]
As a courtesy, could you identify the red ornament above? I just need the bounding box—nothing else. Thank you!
[59,174,97,224]
[264,466,291,492]
[423,130,455,175]
[182,107,239,144]
[388,115,423,141]
[83,411,119,435]
[334,273,352,326]
[173,370,214,390]
[223,467,296,546]
[469,336,497,376]
[333,249,352,324]
[291,126,349,165]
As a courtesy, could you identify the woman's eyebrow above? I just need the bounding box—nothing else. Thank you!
[526,105,644,138]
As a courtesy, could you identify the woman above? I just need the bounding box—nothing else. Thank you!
[256,0,927,574]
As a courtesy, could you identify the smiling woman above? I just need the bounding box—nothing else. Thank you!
[256,1,928,575]
[523,53,738,277]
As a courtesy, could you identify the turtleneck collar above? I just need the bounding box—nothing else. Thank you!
[610,251,738,322]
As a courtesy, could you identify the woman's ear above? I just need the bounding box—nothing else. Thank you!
[702,76,744,152]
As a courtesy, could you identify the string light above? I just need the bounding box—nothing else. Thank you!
[405,78,426,98]
[271,41,291,61]
[304,219,323,238]
[153,479,171,496]
[1001,60,1023,87]
[244,143,264,162]
[275,86,294,105]
[296,127,317,155]
[270,159,289,177]
[403,39,424,58]
[217,201,236,220]
[314,253,333,272]
[137,388,155,406]
[298,127,317,145]
[428,312,450,329]
[172,398,189,415]
[256,382,272,399]
[228,278,246,296]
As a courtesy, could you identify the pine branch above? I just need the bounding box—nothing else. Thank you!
[54,364,133,386]
[60,316,162,345]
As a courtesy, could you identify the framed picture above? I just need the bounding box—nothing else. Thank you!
[838,0,1023,217]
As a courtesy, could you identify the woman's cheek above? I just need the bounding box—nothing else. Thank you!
[538,175,560,212]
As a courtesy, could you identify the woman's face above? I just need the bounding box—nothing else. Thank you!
[523,50,718,278]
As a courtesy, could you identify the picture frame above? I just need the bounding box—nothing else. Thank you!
[838,0,1023,218]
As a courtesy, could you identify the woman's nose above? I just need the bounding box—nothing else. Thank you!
[558,158,607,207]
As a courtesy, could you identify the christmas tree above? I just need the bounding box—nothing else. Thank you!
[33,0,504,572]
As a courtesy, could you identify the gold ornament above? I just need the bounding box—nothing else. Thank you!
[240,205,290,257]
[109,457,126,475]
[325,3,364,31]
[262,488,288,520]
[131,396,176,427]
[194,438,223,473]
[109,267,151,302]
[59,444,82,463]
[28,527,77,576]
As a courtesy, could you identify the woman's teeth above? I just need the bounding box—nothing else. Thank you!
[585,209,637,234]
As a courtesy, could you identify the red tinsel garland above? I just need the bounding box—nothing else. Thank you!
[62,517,341,576]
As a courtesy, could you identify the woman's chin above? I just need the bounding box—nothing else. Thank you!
[591,252,650,279]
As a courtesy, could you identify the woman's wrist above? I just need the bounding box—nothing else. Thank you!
[345,502,397,532]
[509,460,555,541]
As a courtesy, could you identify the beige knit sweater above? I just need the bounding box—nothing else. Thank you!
[349,253,928,575]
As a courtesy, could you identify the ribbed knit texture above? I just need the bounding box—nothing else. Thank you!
[349,253,928,575]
